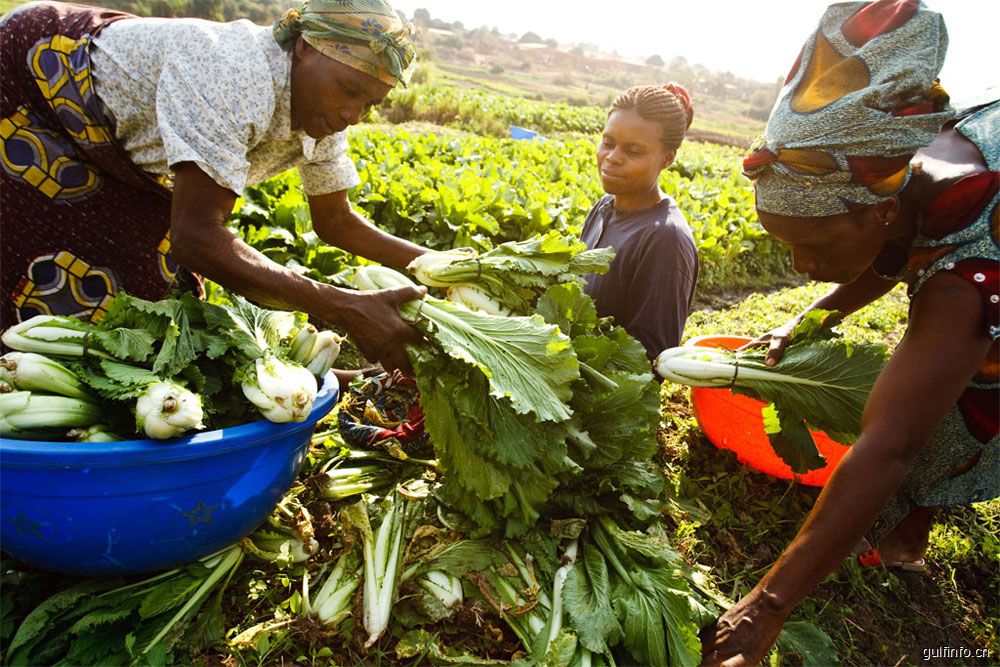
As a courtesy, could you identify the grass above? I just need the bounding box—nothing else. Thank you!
[662,282,1000,666]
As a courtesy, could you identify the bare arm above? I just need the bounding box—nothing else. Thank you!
[308,189,428,270]
[168,163,424,372]
[700,271,992,666]
[753,267,899,364]
[803,265,900,316]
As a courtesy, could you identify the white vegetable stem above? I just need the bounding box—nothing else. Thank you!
[547,538,578,649]
[446,285,511,316]
[0,352,94,401]
[305,330,342,377]
[419,570,463,609]
[241,355,317,423]
[407,249,478,287]
[356,493,417,649]
[1,315,112,359]
[290,326,343,377]
[308,552,361,626]
[655,346,841,389]
[135,381,205,440]
[68,425,123,442]
[0,391,102,437]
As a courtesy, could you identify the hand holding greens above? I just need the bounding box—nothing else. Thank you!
[656,310,888,473]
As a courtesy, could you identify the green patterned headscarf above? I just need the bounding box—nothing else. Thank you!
[743,0,954,216]
[273,0,418,87]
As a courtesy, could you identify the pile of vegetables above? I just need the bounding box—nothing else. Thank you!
[342,232,727,662]
[4,424,836,666]
[656,310,888,473]
[356,232,663,537]
[3,232,842,665]
[0,293,341,441]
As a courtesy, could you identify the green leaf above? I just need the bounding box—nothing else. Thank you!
[789,309,843,343]
[92,328,156,363]
[563,543,621,654]
[660,586,705,667]
[733,339,886,441]
[98,293,169,338]
[66,606,135,634]
[98,293,200,377]
[614,585,668,667]
[395,629,510,664]
[201,295,295,361]
[535,631,578,666]
[776,620,840,666]
[58,623,131,666]
[570,367,660,468]
[425,540,506,577]
[6,581,110,662]
[762,403,827,474]
[152,308,197,378]
[138,576,203,620]
[415,296,579,423]
[100,360,162,388]
[567,247,615,275]
[535,282,599,339]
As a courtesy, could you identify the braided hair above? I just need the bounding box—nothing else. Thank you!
[610,82,694,152]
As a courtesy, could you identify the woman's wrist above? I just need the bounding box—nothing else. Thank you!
[303,280,355,328]
[751,584,796,619]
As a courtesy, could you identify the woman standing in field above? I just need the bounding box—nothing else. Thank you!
[580,83,700,360]
[699,0,998,663]
[1,0,427,373]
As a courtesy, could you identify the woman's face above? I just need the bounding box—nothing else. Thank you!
[597,109,674,196]
[290,38,391,139]
[758,202,895,284]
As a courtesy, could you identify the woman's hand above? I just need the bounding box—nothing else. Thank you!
[330,285,426,375]
[698,588,790,666]
[739,315,802,366]
[739,268,899,366]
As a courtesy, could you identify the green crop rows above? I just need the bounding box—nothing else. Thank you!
[230,126,791,293]
[379,83,609,136]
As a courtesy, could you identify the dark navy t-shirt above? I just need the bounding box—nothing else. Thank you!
[580,195,699,360]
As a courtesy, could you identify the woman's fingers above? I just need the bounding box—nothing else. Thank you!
[735,331,790,366]
[364,286,426,374]
[380,347,413,376]
[387,284,427,309]
[736,336,769,351]
[765,335,790,366]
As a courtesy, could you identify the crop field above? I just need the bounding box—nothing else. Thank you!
[1,85,997,667]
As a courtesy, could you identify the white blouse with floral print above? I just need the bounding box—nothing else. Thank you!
[90,16,360,196]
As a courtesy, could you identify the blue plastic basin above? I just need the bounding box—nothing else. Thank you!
[0,373,339,576]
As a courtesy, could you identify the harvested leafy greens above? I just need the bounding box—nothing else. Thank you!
[656,310,888,473]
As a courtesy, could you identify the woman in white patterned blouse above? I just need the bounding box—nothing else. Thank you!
[1,0,428,374]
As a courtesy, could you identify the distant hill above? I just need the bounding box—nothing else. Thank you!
[406,10,778,144]
[0,0,772,144]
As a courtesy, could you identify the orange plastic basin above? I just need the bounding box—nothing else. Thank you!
[686,334,848,487]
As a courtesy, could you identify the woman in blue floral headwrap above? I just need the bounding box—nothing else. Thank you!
[699,0,998,663]
[2,0,426,373]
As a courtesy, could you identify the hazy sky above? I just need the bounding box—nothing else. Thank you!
[390,0,997,105]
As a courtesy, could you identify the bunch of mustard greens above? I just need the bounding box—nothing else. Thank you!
[345,232,728,664]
